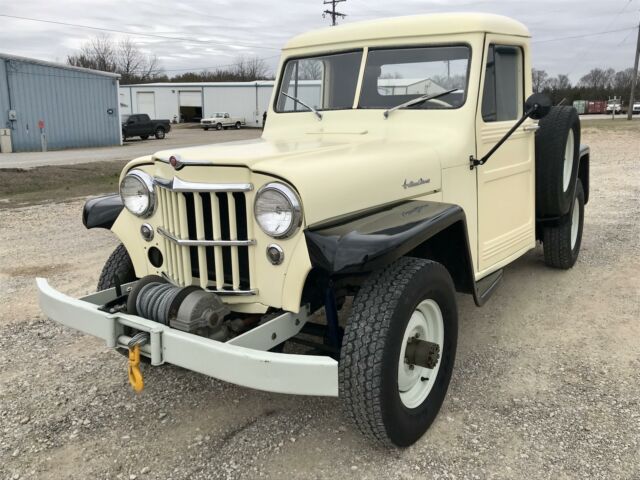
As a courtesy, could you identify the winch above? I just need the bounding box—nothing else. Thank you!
[127,275,230,339]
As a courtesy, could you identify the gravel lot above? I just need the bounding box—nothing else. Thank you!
[1,123,639,480]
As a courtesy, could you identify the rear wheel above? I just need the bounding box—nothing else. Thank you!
[543,179,585,269]
[154,127,166,139]
[339,257,458,447]
[235,122,241,129]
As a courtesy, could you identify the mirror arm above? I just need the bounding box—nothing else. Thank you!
[470,104,540,170]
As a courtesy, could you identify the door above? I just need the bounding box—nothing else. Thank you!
[136,92,156,118]
[179,90,202,122]
[476,41,536,273]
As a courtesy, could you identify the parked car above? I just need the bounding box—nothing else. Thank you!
[201,112,246,130]
[122,114,171,140]
[39,13,590,448]
[632,102,640,115]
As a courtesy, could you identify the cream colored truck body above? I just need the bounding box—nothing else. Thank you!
[200,112,246,129]
[114,13,535,313]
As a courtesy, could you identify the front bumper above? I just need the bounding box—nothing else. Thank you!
[36,278,338,396]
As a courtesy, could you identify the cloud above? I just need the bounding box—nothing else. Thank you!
[1,0,638,81]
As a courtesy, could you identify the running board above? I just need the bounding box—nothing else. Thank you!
[473,269,503,307]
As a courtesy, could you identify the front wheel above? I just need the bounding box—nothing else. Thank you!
[216,123,223,131]
[97,244,136,291]
[339,257,458,447]
[154,127,166,139]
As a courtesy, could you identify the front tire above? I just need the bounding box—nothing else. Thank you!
[216,123,223,131]
[543,179,585,269]
[339,257,458,447]
[97,244,136,291]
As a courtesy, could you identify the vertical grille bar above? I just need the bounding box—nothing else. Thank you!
[244,194,255,289]
[210,193,225,290]
[177,193,192,286]
[192,193,209,289]
[169,191,184,285]
[227,192,241,290]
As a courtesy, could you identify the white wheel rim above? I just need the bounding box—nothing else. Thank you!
[563,130,574,192]
[397,299,444,409]
[570,196,579,249]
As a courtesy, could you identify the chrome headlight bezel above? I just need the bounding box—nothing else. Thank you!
[254,182,303,239]
[120,169,156,218]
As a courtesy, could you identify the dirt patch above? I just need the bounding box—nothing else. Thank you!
[0,161,127,208]
[0,125,639,480]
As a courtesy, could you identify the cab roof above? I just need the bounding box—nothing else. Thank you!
[284,13,530,50]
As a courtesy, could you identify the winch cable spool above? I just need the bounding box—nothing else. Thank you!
[136,282,181,325]
[126,275,230,334]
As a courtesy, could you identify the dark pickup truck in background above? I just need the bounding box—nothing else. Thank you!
[121,114,171,141]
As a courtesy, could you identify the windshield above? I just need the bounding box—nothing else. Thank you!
[275,50,362,112]
[274,45,470,114]
[359,45,470,109]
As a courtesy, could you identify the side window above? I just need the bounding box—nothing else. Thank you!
[481,45,523,122]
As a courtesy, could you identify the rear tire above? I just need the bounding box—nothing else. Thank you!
[235,122,241,129]
[97,244,136,291]
[535,106,580,217]
[339,257,458,447]
[543,179,585,269]
[154,127,166,139]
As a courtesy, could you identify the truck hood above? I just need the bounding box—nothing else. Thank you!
[153,137,442,226]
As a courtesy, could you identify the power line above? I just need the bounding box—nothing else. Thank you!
[323,0,347,26]
[533,25,638,44]
[0,14,281,51]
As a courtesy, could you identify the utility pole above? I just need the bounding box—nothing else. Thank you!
[627,17,640,120]
[323,0,346,26]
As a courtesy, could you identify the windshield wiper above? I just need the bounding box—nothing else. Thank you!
[383,88,458,119]
[281,91,323,121]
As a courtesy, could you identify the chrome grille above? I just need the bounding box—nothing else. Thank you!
[155,178,256,295]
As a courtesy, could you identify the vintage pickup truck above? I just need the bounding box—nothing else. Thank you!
[200,112,246,130]
[38,13,589,447]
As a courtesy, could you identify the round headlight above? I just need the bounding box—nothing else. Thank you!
[120,170,155,217]
[254,182,302,238]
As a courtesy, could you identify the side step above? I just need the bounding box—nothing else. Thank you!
[473,269,503,307]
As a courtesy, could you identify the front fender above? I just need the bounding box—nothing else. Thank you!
[83,194,123,230]
[304,201,466,275]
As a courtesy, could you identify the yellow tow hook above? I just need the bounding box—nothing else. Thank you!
[127,332,149,393]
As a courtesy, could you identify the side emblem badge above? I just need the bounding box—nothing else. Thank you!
[169,155,184,170]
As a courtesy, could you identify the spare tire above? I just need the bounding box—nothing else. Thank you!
[535,106,580,217]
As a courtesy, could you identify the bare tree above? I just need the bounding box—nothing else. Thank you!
[67,35,163,84]
[546,74,571,91]
[578,68,615,90]
[532,69,549,93]
[233,56,270,81]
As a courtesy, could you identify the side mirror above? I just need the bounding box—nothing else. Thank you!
[525,93,552,120]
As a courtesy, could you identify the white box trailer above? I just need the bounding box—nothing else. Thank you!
[119,81,275,127]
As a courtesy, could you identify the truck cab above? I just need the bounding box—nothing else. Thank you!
[39,13,589,448]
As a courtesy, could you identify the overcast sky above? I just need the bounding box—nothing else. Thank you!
[1,0,639,82]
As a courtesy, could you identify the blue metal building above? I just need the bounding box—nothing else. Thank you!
[0,53,121,152]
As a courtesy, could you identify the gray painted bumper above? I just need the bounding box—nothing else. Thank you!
[36,278,338,397]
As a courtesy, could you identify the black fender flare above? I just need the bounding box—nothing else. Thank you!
[304,200,482,303]
[83,194,123,230]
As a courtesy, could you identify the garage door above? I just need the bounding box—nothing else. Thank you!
[179,91,202,107]
[136,92,156,118]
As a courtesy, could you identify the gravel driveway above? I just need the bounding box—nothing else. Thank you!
[1,124,638,480]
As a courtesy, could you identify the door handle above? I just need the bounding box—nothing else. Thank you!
[523,124,540,132]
